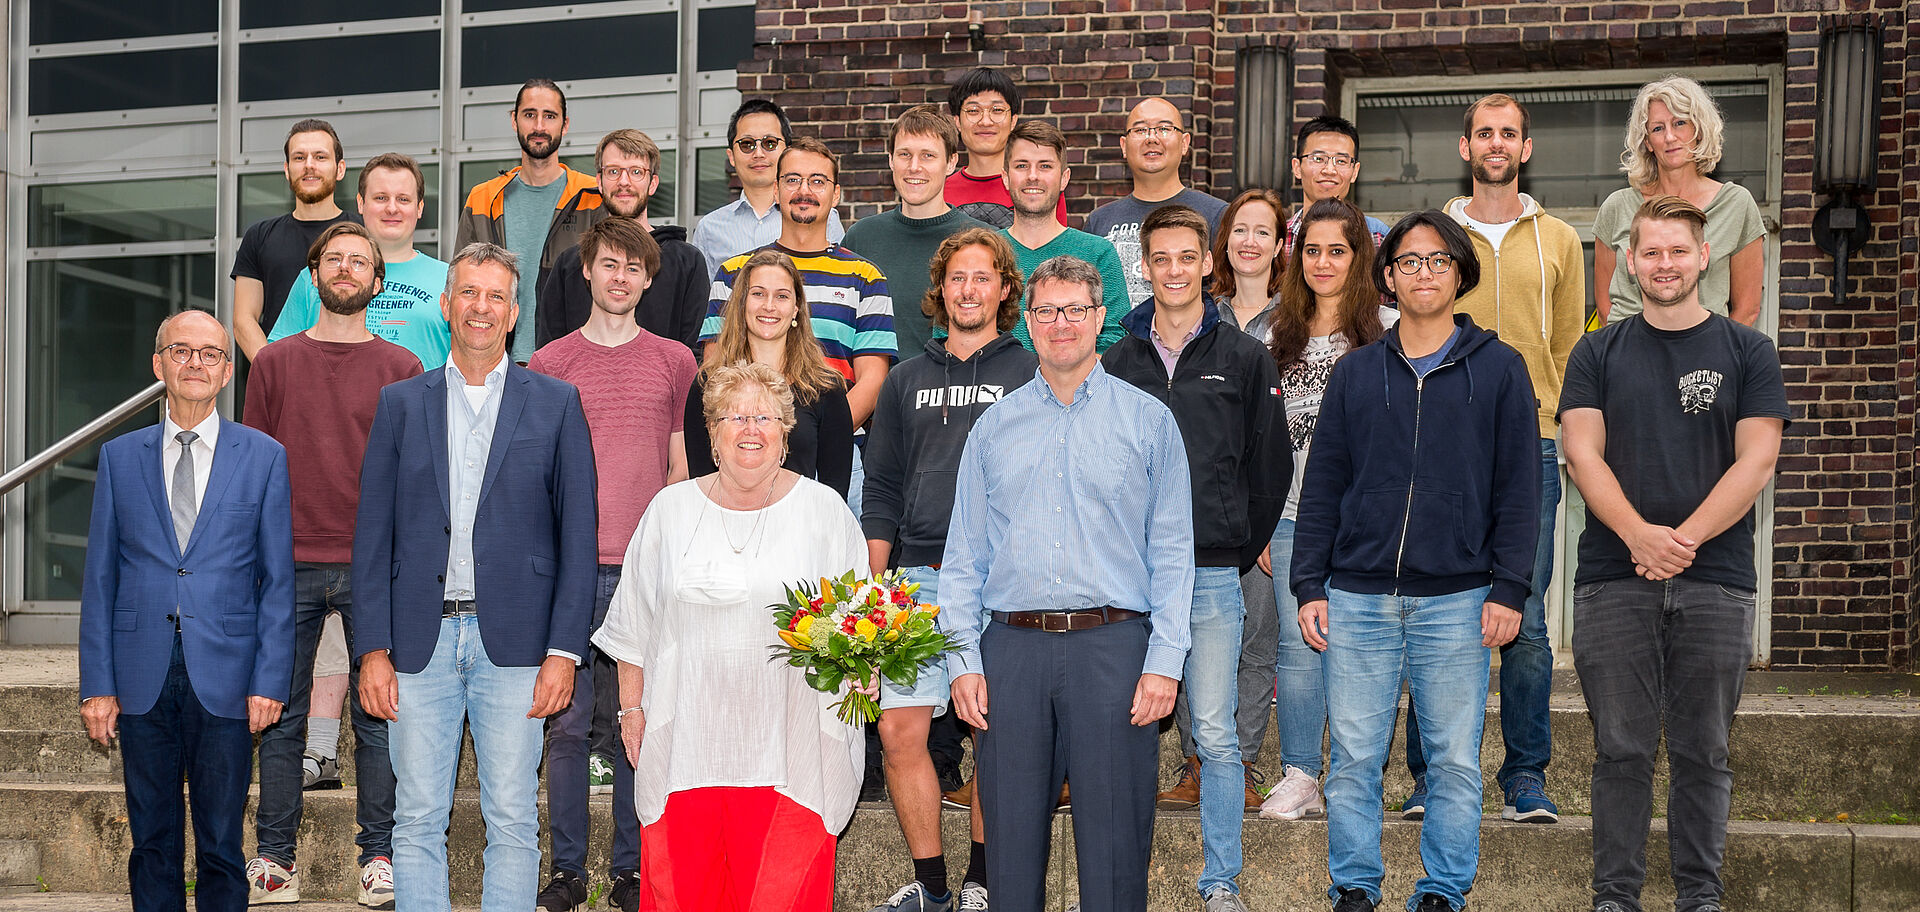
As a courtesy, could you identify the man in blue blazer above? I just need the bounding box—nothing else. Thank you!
[79,309,295,912]
[352,242,597,912]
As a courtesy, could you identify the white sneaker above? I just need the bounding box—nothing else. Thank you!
[245,856,300,904]
[1258,765,1325,820]
[1204,885,1253,912]
[358,855,394,909]
[958,881,989,911]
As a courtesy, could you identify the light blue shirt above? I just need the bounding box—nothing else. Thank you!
[443,355,508,601]
[268,252,452,369]
[689,196,844,282]
[939,362,1195,681]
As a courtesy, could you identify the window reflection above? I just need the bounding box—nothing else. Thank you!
[30,178,218,247]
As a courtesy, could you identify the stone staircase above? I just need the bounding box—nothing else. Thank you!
[3,647,1916,911]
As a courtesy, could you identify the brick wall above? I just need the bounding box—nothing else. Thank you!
[743,0,1917,671]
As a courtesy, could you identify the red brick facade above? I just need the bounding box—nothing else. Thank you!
[740,0,1917,671]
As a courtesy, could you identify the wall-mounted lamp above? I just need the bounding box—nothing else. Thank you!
[1232,46,1293,195]
[1811,14,1882,307]
[968,11,985,51]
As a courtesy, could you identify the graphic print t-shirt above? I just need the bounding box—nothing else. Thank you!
[1557,313,1790,589]
[1277,307,1398,519]
[1083,189,1229,308]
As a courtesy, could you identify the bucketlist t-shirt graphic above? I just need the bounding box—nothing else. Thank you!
[267,252,453,370]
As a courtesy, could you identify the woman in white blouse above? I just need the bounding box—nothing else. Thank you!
[592,361,868,911]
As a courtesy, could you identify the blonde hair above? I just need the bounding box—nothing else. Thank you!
[1620,75,1726,189]
[702,249,844,405]
[701,361,798,440]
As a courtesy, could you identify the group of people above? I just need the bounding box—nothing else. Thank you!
[74,64,1785,912]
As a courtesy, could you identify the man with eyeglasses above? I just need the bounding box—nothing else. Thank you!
[1085,99,1230,307]
[1291,211,1539,912]
[942,67,1066,227]
[997,120,1131,352]
[535,130,711,353]
[942,254,1192,912]
[243,222,423,908]
[81,309,294,912]
[1283,116,1392,258]
[691,98,846,276]
[453,78,606,365]
[271,153,451,370]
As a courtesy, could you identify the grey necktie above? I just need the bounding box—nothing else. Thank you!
[171,430,199,550]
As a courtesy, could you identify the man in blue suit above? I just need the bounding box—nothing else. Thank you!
[79,309,295,912]
[353,241,597,912]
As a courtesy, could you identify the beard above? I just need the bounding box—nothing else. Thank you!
[1470,158,1517,187]
[949,301,995,334]
[1010,188,1056,219]
[603,191,647,220]
[319,279,378,316]
[518,130,559,161]
[1640,271,1702,308]
[292,172,336,205]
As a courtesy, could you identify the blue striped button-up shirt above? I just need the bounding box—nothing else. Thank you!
[939,362,1195,681]
[443,355,508,601]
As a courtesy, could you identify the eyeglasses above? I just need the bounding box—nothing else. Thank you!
[1027,304,1097,324]
[733,136,784,154]
[779,174,836,192]
[1297,151,1358,170]
[1390,252,1456,275]
[161,344,230,366]
[598,166,653,183]
[960,104,1012,122]
[319,252,374,274]
[1124,124,1184,141]
[716,414,780,428]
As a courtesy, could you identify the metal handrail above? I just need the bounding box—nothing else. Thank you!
[0,381,167,495]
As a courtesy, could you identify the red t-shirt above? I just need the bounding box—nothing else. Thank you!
[943,168,1070,225]
[242,333,423,563]
[528,328,698,563]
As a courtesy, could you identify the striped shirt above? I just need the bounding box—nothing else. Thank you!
[697,243,896,380]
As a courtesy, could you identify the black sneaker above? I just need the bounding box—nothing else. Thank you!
[860,768,887,801]
[535,869,589,912]
[1412,893,1454,912]
[1333,887,1377,912]
[607,869,641,912]
[933,756,965,793]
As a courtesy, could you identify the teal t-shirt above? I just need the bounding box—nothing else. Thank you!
[1000,227,1132,352]
[268,252,453,369]
[503,175,567,362]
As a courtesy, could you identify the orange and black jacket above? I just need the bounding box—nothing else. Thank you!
[452,164,605,346]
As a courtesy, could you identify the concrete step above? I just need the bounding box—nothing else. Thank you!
[2,783,1914,911]
[0,724,482,790]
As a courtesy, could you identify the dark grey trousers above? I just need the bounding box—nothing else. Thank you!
[1572,575,1753,912]
[976,615,1159,912]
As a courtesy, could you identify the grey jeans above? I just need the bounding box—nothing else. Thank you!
[1572,575,1754,912]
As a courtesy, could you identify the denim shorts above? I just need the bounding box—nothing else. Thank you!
[879,565,949,716]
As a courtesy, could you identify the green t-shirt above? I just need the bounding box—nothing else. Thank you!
[841,207,990,361]
[999,227,1132,352]
[1593,181,1765,323]
[502,174,568,361]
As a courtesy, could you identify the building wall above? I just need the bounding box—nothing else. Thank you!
[743,0,1916,671]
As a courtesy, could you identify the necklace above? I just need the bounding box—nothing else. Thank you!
[707,473,779,554]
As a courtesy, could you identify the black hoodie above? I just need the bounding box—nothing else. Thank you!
[860,333,1038,567]
[534,223,709,353]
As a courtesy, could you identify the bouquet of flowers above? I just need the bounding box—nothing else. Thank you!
[771,568,958,724]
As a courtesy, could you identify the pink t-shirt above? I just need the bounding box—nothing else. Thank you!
[529,328,698,563]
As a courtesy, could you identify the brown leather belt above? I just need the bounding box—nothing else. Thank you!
[991,606,1144,632]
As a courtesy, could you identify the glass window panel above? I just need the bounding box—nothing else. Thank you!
[30,1,217,46]
[239,164,440,237]
[695,146,733,215]
[697,5,755,72]
[24,255,217,600]
[651,149,677,221]
[240,0,439,29]
[1352,82,1772,215]
[29,178,218,247]
[240,32,440,102]
[462,0,583,10]
[28,47,217,116]
[462,14,676,87]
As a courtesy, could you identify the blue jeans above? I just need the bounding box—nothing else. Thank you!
[1185,566,1246,896]
[391,614,545,912]
[879,565,950,713]
[547,565,639,877]
[256,563,394,867]
[1323,585,1492,912]
[1406,438,1558,787]
[847,444,865,518]
[1269,519,1327,776]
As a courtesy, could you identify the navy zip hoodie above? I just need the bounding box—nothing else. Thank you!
[860,332,1038,567]
[1290,312,1540,610]
[534,223,709,353]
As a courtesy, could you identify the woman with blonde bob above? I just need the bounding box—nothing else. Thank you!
[594,361,869,911]
[685,249,854,497]
[1592,75,1765,325]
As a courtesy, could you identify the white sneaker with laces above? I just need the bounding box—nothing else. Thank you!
[358,855,394,909]
[1204,885,1253,912]
[245,856,300,904]
[958,881,989,911]
[1258,765,1325,820]
[867,881,952,912]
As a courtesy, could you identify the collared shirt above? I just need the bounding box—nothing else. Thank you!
[1215,294,1279,346]
[1149,322,1201,377]
[689,196,844,282]
[443,355,509,601]
[161,407,221,517]
[940,363,1195,681]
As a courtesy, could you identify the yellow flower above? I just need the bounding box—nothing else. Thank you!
[778,629,810,649]
[855,618,880,642]
[795,615,815,636]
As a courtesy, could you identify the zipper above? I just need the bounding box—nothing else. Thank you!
[1390,352,1460,592]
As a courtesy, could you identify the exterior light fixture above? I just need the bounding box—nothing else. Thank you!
[1811,14,1883,307]
[1232,45,1292,197]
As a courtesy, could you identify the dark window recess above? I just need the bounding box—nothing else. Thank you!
[29,47,217,116]
[240,0,440,29]
[462,13,676,87]
[240,32,439,102]
[697,5,755,72]
[30,1,217,45]
[461,0,578,11]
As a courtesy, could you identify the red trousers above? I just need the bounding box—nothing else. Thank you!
[638,787,836,912]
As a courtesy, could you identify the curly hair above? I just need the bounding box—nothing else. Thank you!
[1620,75,1727,190]
[923,228,1024,334]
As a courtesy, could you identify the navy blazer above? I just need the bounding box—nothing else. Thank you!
[78,418,296,719]
[352,362,597,674]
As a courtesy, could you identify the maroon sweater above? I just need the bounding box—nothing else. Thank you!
[243,332,423,562]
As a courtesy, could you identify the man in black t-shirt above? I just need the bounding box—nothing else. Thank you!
[233,119,361,364]
[1558,195,1789,912]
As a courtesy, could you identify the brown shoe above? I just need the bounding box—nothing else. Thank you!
[1244,761,1267,811]
[1156,755,1201,809]
[942,778,973,809]
[1056,781,1071,812]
